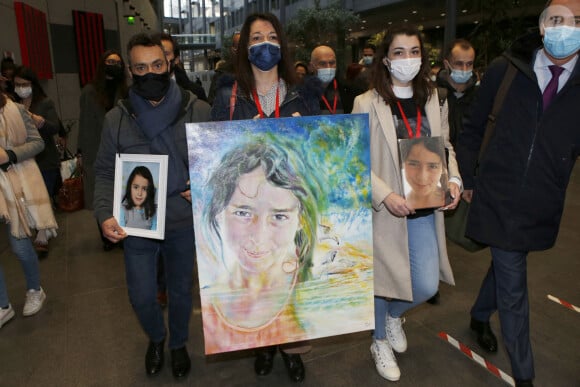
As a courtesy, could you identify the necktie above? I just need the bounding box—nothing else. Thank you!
[542,65,564,110]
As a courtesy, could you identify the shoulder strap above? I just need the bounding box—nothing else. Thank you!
[478,62,518,162]
[437,87,448,107]
[229,81,237,121]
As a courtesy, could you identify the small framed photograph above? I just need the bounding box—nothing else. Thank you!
[113,153,168,239]
[398,136,449,210]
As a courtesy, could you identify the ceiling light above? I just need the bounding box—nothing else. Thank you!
[462,9,468,13]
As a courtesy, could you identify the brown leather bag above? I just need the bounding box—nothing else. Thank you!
[57,166,84,212]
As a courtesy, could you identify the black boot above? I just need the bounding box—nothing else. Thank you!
[254,346,277,376]
[145,340,165,375]
[281,351,305,383]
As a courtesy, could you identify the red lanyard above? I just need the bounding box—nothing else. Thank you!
[321,79,338,114]
[252,85,280,118]
[396,100,422,138]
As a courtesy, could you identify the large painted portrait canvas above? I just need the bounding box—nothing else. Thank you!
[186,114,373,354]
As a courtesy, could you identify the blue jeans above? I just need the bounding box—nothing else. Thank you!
[471,248,534,381]
[0,226,41,307]
[374,214,439,339]
[123,227,195,349]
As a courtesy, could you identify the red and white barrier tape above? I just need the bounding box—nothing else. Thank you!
[438,331,515,386]
[547,294,580,313]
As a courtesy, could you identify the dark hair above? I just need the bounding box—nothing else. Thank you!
[370,24,433,107]
[90,49,128,110]
[235,13,296,98]
[0,92,6,107]
[152,32,176,53]
[126,33,165,65]
[203,136,321,280]
[14,66,46,106]
[444,38,474,60]
[401,138,444,162]
[123,166,157,219]
[294,61,308,73]
[363,43,376,53]
[1,57,16,76]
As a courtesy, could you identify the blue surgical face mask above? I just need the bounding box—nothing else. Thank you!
[362,55,373,66]
[248,41,281,71]
[450,69,473,84]
[543,26,580,59]
[317,68,336,83]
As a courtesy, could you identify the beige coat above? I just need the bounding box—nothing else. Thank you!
[352,89,457,301]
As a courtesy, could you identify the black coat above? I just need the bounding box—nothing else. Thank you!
[210,75,322,121]
[457,32,580,251]
[436,69,479,147]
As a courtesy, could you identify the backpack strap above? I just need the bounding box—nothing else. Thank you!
[437,86,448,108]
[479,62,518,162]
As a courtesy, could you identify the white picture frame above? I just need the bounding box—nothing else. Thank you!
[113,153,168,240]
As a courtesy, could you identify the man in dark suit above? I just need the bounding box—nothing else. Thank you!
[457,1,580,386]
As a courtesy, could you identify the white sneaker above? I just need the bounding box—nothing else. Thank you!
[0,304,15,328]
[386,315,407,353]
[370,339,400,381]
[23,287,46,316]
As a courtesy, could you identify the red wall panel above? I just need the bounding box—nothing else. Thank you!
[14,2,53,79]
[73,10,105,87]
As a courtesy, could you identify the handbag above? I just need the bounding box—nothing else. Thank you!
[57,150,84,212]
[60,148,78,181]
[444,199,486,252]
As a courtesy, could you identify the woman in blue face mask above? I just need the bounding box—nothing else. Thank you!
[211,12,321,121]
[210,12,322,384]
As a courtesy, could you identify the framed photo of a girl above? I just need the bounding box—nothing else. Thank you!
[398,137,450,210]
[113,154,168,239]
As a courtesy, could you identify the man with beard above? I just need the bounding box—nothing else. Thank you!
[93,33,210,379]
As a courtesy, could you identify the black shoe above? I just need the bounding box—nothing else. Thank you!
[145,340,165,376]
[426,291,440,305]
[470,318,498,353]
[515,380,533,387]
[280,351,305,383]
[254,346,276,376]
[171,347,191,379]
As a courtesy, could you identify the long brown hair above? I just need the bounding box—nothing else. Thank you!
[90,49,128,110]
[235,13,296,98]
[370,24,433,107]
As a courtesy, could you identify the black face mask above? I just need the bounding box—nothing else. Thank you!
[131,72,171,102]
[104,64,124,80]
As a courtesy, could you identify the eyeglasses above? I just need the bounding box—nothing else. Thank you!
[105,59,122,66]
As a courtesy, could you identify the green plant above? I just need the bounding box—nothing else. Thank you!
[286,0,359,70]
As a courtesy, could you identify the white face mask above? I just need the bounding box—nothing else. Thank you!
[384,57,422,83]
[15,86,33,99]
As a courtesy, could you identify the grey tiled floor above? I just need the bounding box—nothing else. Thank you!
[1,166,579,387]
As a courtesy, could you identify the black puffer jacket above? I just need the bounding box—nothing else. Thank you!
[457,32,580,251]
[210,74,322,121]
